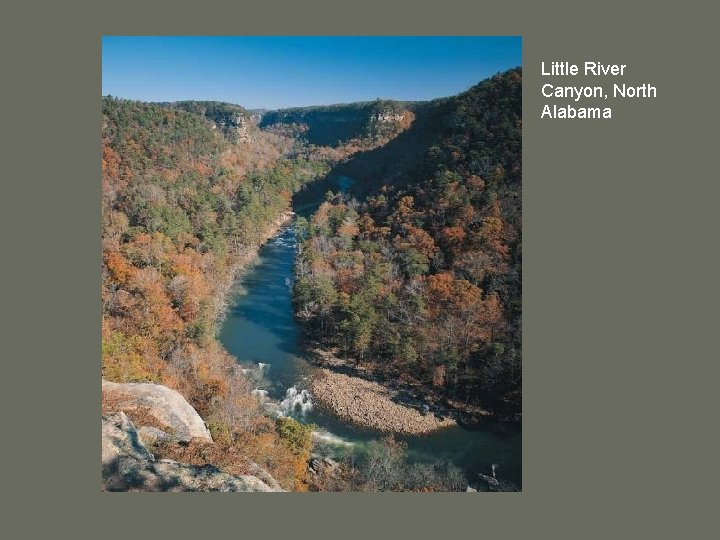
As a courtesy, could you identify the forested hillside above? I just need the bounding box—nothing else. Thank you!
[101,97,327,489]
[101,67,522,491]
[158,101,263,143]
[294,69,522,416]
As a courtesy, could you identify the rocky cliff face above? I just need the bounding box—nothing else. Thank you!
[372,112,406,123]
[101,380,284,492]
[163,99,412,146]
[260,100,413,147]
[162,101,256,142]
[215,113,253,142]
[102,412,281,492]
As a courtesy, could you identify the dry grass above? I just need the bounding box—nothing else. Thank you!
[102,391,172,433]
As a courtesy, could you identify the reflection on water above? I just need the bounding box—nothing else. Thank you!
[218,177,522,487]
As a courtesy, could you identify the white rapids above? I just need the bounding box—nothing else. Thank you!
[279,386,314,416]
[312,429,355,448]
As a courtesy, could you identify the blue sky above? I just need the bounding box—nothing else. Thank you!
[102,36,521,109]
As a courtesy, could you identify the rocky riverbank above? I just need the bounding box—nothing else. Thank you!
[305,345,501,427]
[310,368,456,435]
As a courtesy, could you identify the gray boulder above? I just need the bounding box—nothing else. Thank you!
[102,379,212,442]
[246,461,283,491]
[102,412,282,492]
[136,426,172,446]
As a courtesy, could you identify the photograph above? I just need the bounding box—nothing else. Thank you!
[101,36,522,492]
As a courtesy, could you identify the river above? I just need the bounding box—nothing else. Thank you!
[218,177,522,489]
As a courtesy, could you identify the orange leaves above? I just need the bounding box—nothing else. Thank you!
[476,216,511,263]
[426,272,480,308]
[397,195,415,216]
[466,175,486,196]
[193,161,211,177]
[165,343,234,416]
[397,110,415,131]
[122,231,174,269]
[480,216,503,242]
[309,247,334,276]
[425,272,455,304]
[441,226,467,249]
[419,271,503,362]
[432,364,447,388]
[452,280,483,311]
[125,267,183,342]
[394,224,437,259]
[102,143,132,204]
[191,362,229,416]
[460,204,476,225]
[424,272,483,320]
[100,98,327,490]
[312,202,332,229]
[168,270,211,323]
[168,250,197,276]
[337,220,360,238]
[336,268,358,295]
[235,430,303,491]
[104,250,135,285]
[102,144,121,182]
[479,292,503,327]
[358,214,376,235]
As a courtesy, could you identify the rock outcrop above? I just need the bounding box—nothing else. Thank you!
[259,101,411,147]
[308,456,340,477]
[372,111,406,123]
[102,379,212,443]
[216,114,253,142]
[102,412,281,492]
[164,101,255,143]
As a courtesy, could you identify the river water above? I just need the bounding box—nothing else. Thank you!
[218,178,522,488]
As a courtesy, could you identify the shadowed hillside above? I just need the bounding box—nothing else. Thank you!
[294,68,522,417]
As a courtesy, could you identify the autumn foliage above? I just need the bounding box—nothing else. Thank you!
[101,97,328,489]
[294,69,522,414]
